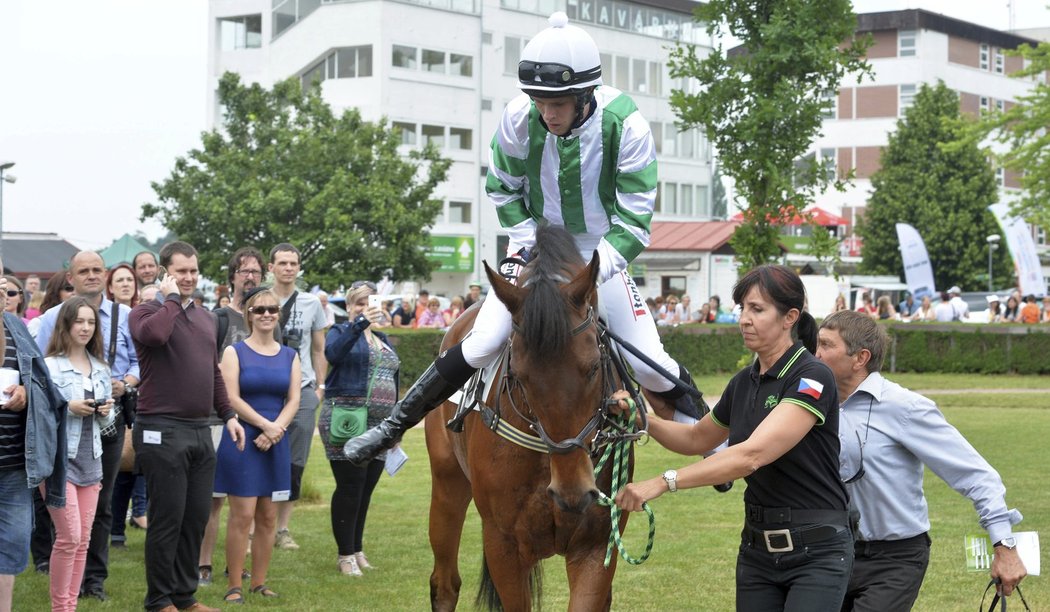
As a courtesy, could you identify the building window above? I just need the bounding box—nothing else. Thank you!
[648,62,662,96]
[393,45,417,69]
[680,183,693,216]
[450,53,473,77]
[333,46,373,78]
[422,49,446,73]
[615,56,630,91]
[650,122,663,155]
[679,128,695,159]
[448,201,471,224]
[696,185,710,217]
[898,29,916,57]
[821,88,837,119]
[899,84,916,115]
[481,98,493,111]
[820,148,836,181]
[449,127,472,150]
[219,15,262,50]
[995,49,1005,74]
[422,124,445,148]
[1036,226,1047,246]
[505,36,522,74]
[393,122,417,146]
[995,99,1005,113]
[302,59,325,89]
[980,96,990,113]
[664,182,678,214]
[980,44,990,70]
[997,166,1005,186]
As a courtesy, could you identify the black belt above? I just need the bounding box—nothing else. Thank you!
[855,532,930,555]
[744,503,848,526]
[743,524,846,553]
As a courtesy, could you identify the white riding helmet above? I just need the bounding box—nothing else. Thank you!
[518,12,602,97]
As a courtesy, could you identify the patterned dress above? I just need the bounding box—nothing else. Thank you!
[319,335,400,462]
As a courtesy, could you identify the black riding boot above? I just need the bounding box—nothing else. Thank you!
[344,345,475,465]
[654,365,708,421]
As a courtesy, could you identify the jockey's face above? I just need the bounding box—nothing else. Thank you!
[531,95,577,136]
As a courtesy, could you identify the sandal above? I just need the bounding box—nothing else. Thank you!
[250,584,279,598]
[224,587,245,604]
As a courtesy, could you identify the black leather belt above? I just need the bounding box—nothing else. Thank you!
[743,524,845,553]
[744,503,848,526]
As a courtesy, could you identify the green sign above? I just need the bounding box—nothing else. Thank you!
[428,236,475,273]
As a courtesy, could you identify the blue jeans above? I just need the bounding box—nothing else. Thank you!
[0,468,33,575]
[736,527,854,611]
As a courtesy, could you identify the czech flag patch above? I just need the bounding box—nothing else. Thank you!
[798,378,824,400]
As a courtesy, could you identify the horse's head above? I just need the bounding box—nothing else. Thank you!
[484,227,604,514]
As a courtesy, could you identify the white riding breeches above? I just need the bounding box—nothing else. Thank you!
[460,269,680,393]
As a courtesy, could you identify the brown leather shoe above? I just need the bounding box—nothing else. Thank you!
[178,604,221,612]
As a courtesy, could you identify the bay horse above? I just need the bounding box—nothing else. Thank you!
[425,225,635,611]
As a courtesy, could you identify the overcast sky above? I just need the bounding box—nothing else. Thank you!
[0,1,1047,251]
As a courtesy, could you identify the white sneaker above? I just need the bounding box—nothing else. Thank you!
[338,555,363,576]
[274,529,300,550]
[354,552,374,570]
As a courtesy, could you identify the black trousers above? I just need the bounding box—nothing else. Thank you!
[841,533,930,612]
[30,486,53,568]
[81,419,125,592]
[329,459,384,556]
[134,418,215,612]
[736,527,854,611]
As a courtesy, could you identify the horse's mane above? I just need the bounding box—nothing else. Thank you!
[519,224,585,356]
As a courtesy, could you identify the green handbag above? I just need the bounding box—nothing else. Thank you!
[329,353,381,446]
[329,405,368,446]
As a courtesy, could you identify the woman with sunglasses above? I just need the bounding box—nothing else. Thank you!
[816,311,1025,609]
[320,281,399,576]
[3,276,28,322]
[615,265,851,611]
[42,297,116,612]
[213,288,301,603]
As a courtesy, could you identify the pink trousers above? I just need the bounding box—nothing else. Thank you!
[41,482,100,612]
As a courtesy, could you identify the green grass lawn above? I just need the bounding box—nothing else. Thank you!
[14,373,1048,611]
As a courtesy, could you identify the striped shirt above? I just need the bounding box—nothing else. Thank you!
[0,326,26,470]
[486,86,656,280]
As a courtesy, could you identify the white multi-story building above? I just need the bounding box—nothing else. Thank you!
[207,0,715,297]
[808,9,1047,255]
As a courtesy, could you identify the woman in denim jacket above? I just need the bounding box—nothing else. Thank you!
[319,281,399,576]
[43,297,114,612]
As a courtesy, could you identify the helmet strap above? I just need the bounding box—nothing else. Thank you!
[569,89,596,131]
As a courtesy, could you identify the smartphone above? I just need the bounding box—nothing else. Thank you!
[368,294,382,310]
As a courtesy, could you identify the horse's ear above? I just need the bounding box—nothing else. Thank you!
[484,261,525,314]
[567,250,600,308]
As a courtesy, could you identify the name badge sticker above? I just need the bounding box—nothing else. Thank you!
[143,430,162,445]
[271,490,290,502]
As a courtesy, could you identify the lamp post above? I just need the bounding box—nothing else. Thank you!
[0,161,15,266]
[987,234,1001,292]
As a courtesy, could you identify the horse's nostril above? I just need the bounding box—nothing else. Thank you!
[547,487,600,514]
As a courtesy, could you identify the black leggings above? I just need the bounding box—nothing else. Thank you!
[329,459,384,556]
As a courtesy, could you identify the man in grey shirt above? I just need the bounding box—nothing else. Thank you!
[268,243,328,550]
[816,311,1026,611]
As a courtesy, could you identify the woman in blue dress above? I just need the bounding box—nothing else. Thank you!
[214,288,301,603]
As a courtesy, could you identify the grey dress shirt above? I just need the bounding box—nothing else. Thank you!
[839,372,1021,543]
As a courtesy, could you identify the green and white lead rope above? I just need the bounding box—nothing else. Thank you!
[594,397,656,567]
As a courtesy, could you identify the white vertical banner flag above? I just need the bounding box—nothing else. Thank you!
[895,223,937,300]
[989,203,1046,296]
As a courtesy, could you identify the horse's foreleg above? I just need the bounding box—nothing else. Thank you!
[427,417,473,612]
[565,549,617,612]
[481,529,538,612]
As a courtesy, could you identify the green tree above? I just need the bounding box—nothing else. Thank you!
[973,42,1050,228]
[805,224,841,277]
[668,0,870,271]
[143,72,451,288]
[859,81,1008,290]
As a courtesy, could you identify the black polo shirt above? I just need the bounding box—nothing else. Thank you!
[712,342,847,512]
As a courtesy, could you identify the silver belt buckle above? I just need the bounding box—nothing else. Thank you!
[763,528,794,553]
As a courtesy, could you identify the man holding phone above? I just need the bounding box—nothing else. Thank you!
[130,241,245,612]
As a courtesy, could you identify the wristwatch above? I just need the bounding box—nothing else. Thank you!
[661,469,678,493]
[993,537,1017,550]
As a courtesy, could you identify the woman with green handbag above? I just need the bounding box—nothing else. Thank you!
[319,281,400,577]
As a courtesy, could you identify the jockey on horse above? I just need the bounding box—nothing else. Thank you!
[345,11,704,465]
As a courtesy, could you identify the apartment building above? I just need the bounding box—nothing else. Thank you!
[809,9,1045,254]
[207,0,715,297]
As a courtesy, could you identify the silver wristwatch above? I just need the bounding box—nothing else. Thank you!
[662,469,678,493]
[993,536,1017,550]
